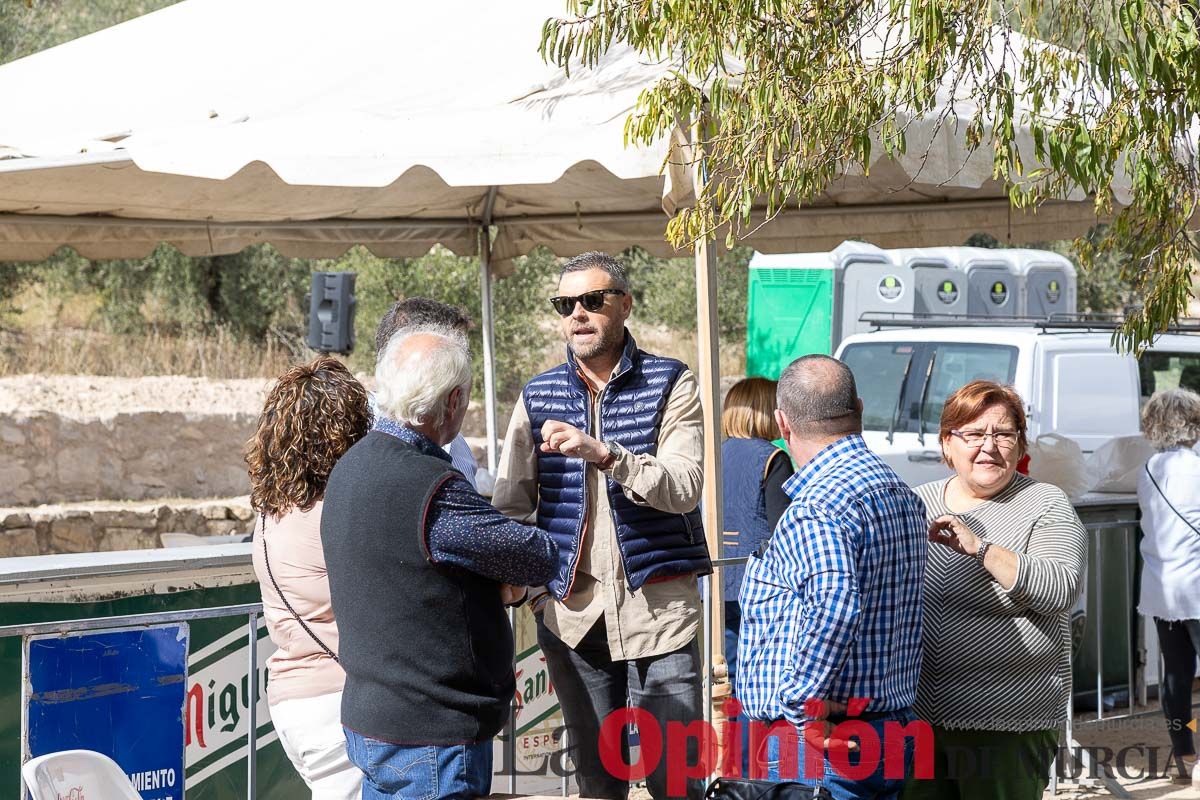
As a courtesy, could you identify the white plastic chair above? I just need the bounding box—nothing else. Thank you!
[21,750,141,800]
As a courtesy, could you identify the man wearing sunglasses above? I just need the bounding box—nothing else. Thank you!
[494,251,710,800]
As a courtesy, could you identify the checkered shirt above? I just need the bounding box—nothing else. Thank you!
[736,434,927,726]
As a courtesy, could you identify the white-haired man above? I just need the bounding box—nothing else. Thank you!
[322,328,558,800]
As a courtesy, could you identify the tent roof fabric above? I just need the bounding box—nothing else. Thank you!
[0,0,1116,264]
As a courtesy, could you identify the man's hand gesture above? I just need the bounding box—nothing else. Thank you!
[540,420,606,463]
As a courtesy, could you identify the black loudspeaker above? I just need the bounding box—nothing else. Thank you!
[306,272,357,354]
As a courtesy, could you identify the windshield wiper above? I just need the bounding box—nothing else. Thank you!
[917,349,938,446]
[887,352,914,446]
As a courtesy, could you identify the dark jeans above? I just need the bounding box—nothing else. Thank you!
[536,615,703,800]
[343,728,492,800]
[724,601,741,685]
[1155,617,1200,758]
[723,601,752,777]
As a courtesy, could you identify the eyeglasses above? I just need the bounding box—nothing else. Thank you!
[549,289,625,317]
[950,429,1020,449]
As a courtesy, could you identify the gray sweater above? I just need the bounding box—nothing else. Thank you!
[914,474,1087,732]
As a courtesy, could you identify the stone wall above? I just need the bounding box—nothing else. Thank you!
[0,376,496,507]
[1,411,259,506]
[0,498,256,558]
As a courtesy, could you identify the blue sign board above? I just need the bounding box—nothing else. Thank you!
[26,624,189,800]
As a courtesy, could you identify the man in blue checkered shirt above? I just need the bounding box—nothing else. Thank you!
[736,355,928,800]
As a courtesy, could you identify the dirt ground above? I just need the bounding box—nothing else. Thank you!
[1058,701,1200,799]
[0,374,272,419]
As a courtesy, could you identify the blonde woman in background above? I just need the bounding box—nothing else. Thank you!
[246,356,371,799]
[720,378,792,691]
[1137,388,1200,788]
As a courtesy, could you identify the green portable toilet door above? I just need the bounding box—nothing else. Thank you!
[746,267,834,378]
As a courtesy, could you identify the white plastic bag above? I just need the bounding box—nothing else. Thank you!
[1086,435,1157,494]
[1026,433,1092,499]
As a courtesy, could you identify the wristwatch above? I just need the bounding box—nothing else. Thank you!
[598,440,621,471]
[974,540,991,563]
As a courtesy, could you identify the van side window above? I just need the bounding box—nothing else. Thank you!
[1049,353,1139,446]
[842,343,916,430]
[1139,352,1200,401]
[919,344,1019,427]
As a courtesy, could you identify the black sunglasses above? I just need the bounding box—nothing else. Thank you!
[548,289,626,317]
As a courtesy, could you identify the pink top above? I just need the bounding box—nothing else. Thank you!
[251,501,346,704]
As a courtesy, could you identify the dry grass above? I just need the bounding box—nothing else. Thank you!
[0,281,305,378]
[0,283,745,381]
[0,323,745,381]
[633,323,747,378]
[0,325,302,379]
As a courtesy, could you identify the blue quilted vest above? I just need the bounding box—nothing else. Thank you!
[523,331,712,599]
[720,437,783,600]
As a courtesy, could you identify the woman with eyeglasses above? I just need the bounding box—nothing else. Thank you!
[903,380,1087,800]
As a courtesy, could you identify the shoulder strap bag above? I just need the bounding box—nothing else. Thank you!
[1144,464,1200,541]
[259,512,340,664]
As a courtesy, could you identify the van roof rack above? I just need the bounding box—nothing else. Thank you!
[859,312,1200,334]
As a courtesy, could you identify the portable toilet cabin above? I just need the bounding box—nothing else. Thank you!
[745,242,910,378]
[1011,249,1077,317]
[891,247,968,318]
[746,250,838,378]
[961,248,1020,318]
[831,241,913,342]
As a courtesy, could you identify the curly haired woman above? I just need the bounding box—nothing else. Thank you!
[246,356,371,800]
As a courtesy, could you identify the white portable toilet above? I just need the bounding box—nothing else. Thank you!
[1011,249,1077,317]
[832,241,913,344]
[892,247,968,318]
[961,249,1020,318]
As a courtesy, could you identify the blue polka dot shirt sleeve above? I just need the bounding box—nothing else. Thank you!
[426,473,559,586]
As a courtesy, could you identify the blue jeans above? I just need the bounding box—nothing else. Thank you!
[761,709,918,800]
[343,728,492,800]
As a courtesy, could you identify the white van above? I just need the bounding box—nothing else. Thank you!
[833,324,1200,486]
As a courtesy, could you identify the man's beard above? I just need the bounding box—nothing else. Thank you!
[568,323,623,361]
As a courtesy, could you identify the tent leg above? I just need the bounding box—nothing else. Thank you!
[695,234,731,773]
[479,225,499,474]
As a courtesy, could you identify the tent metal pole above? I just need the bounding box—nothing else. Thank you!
[479,226,499,474]
[479,187,500,474]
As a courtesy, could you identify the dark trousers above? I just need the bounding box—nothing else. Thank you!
[723,601,752,776]
[536,615,703,800]
[1155,617,1200,758]
[901,726,1058,800]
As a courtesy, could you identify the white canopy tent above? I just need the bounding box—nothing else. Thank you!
[0,0,1120,265]
[0,0,1120,750]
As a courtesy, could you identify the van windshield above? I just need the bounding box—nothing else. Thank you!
[1139,352,1200,401]
[842,342,1018,432]
[919,344,1019,427]
[841,343,915,430]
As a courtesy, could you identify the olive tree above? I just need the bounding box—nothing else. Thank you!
[542,0,1200,351]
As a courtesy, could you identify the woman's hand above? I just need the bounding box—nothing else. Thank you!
[928,514,982,558]
[500,584,527,606]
